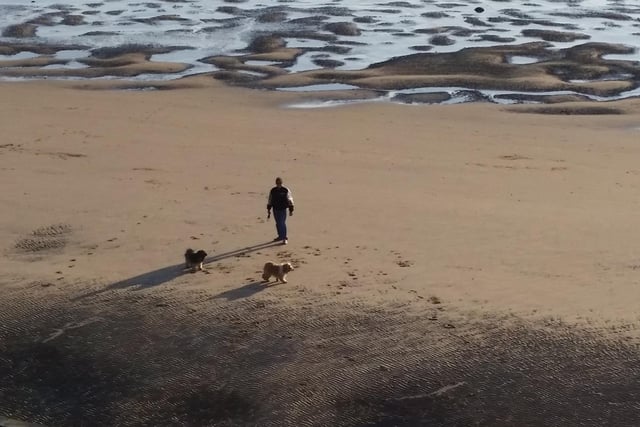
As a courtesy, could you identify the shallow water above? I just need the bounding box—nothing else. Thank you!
[1,0,639,104]
[1,0,639,74]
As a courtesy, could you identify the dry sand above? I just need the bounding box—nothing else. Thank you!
[3,79,640,321]
[2,79,640,425]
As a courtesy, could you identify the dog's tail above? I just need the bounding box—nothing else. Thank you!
[185,248,194,255]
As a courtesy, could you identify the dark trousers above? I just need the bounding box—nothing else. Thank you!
[273,209,288,240]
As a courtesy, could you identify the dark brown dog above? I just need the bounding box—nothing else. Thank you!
[184,248,207,271]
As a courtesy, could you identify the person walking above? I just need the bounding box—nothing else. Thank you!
[267,177,294,244]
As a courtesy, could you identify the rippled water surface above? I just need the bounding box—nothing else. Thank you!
[1,0,639,75]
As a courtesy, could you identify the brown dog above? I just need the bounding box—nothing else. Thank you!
[262,261,293,283]
[184,248,207,271]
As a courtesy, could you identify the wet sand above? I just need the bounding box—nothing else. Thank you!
[2,79,640,425]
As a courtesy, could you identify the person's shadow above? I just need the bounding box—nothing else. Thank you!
[73,240,281,300]
[212,280,279,301]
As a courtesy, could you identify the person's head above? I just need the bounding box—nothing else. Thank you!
[275,177,283,187]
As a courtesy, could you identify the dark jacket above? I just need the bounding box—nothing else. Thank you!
[267,186,294,212]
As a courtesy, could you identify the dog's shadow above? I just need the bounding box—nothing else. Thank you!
[73,240,280,300]
[212,280,279,301]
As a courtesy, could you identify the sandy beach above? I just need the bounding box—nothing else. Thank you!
[2,79,640,425]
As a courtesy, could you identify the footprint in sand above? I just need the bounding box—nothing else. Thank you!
[302,246,322,257]
[14,224,72,254]
[213,264,234,274]
[499,154,531,161]
[428,296,442,305]
[396,260,414,267]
